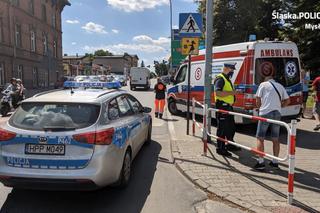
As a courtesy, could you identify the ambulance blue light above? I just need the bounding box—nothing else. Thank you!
[63,81,122,89]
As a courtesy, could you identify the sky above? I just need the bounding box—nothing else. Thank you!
[61,0,198,66]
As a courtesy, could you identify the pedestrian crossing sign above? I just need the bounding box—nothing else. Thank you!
[181,37,199,55]
[179,13,203,37]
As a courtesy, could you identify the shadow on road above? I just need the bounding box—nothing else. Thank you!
[0,140,162,213]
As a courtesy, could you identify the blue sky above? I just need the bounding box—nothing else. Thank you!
[62,0,198,66]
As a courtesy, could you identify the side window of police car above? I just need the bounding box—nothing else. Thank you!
[108,99,120,121]
[116,95,133,117]
[175,65,187,85]
[127,95,143,114]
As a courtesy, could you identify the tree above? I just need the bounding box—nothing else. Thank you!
[280,0,320,75]
[141,60,145,67]
[154,61,169,76]
[198,0,283,45]
[94,49,113,56]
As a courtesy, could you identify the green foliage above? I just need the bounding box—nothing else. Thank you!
[154,61,169,76]
[280,1,320,73]
[93,49,113,56]
[141,60,145,67]
[197,0,320,73]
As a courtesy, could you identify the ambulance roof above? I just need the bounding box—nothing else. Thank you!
[198,41,296,55]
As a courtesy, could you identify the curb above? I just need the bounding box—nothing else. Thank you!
[166,110,272,213]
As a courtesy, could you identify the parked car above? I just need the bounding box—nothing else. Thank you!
[113,75,127,86]
[0,81,152,190]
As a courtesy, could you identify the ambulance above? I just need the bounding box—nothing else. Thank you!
[167,40,303,123]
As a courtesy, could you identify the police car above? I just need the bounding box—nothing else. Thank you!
[0,81,152,190]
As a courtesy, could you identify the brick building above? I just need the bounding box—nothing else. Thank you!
[0,0,70,89]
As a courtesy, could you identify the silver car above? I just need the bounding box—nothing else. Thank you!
[0,84,152,190]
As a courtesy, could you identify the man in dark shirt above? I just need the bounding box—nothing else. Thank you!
[312,76,320,131]
[214,63,241,156]
[154,78,166,119]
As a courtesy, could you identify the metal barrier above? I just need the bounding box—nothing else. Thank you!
[205,107,297,205]
[191,98,209,155]
[191,98,204,134]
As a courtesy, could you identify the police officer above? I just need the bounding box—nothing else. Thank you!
[214,63,241,156]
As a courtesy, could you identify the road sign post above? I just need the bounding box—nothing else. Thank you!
[179,12,203,136]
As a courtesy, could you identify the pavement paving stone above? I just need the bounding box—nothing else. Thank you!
[168,113,320,212]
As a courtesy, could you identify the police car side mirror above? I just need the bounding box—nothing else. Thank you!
[142,107,152,113]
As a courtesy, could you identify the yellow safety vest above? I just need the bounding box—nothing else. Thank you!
[214,73,235,105]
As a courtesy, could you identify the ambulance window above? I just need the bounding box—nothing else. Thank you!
[175,65,187,84]
[255,58,300,87]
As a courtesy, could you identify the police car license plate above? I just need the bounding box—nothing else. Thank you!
[25,144,65,155]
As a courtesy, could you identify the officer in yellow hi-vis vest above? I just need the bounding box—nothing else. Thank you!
[214,63,242,156]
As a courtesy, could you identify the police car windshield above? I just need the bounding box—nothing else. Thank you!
[10,102,100,131]
[255,58,300,87]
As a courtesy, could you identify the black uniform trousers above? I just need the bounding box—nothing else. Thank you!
[216,100,235,151]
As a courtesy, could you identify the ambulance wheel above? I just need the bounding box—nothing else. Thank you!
[131,86,135,91]
[168,99,180,115]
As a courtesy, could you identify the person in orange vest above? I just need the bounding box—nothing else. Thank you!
[154,77,166,119]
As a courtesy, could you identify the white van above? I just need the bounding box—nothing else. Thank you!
[129,67,151,90]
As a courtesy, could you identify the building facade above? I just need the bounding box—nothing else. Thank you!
[0,0,70,89]
[93,53,139,76]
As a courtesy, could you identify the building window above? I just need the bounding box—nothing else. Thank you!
[29,0,34,15]
[32,67,38,88]
[10,0,19,6]
[43,33,48,55]
[53,40,57,58]
[52,13,56,28]
[41,4,47,22]
[0,18,3,43]
[30,30,36,52]
[0,63,4,86]
[18,65,23,80]
[15,24,22,47]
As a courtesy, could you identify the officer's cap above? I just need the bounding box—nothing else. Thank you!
[224,62,236,70]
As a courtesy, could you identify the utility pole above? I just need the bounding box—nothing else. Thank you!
[203,0,213,154]
[169,0,173,72]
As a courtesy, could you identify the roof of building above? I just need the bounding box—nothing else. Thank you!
[63,55,87,60]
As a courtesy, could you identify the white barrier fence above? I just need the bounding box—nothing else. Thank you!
[190,98,297,205]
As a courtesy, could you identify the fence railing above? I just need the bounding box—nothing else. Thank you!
[190,97,297,205]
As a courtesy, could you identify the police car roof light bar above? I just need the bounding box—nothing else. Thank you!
[63,81,122,89]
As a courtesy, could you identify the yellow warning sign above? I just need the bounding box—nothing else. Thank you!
[181,38,199,55]
[181,37,199,55]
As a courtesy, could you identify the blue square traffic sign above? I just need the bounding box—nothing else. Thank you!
[179,13,203,37]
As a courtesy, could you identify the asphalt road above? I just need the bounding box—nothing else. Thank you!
[0,81,208,213]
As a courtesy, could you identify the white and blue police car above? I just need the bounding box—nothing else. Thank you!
[0,81,152,190]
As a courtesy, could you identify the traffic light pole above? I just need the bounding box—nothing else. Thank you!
[203,0,213,154]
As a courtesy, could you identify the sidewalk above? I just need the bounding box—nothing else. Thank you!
[167,111,320,213]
